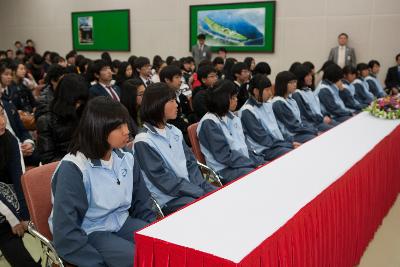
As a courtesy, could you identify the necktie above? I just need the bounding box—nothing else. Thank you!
[106,85,118,101]
[146,80,151,87]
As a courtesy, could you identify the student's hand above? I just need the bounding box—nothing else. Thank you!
[21,221,29,231]
[12,223,25,237]
[21,142,34,156]
[293,142,301,148]
[323,116,332,124]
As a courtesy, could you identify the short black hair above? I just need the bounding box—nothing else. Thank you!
[217,47,227,53]
[128,55,137,67]
[26,39,33,44]
[293,65,312,89]
[253,62,271,76]
[91,59,111,79]
[101,52,112,65]
[197,65,216,84]
[342,65,357,76]
[318,60,335,73]
[76,57,91,74]
[197,34,206,40]
[231,62,248,80]
[323,64,343,83]
[159,65,181,83]
[396,53,400,61]
[49,52,60,64]
[44,64,66,84]
[112,59,121,70]
[14,41,22,45]
[206,80,237,117]
[69,96,130,159]
[289,62,301,73]
[166,56,176,65]
[65,50,77,60]
[140,82,176,126]
[338,33,348,38]
[249,74,272,101]
[303,61,315,70]
[356,63,369,72]
[274,71,297,97]
[213,57,224,66]
[368,60,380,69]
[120,78,144,125]
[133,57,150,74]
[31,53,44,65]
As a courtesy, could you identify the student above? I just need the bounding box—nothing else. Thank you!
[134,83,216,215]
[9,62,37,113]
[253,62,271,77]
[0,102,40,267]
[181,57,193,85]
[244,57,256,74]
[50,96,155,267]
[89,59,121,101]
[120,78,146,138]
[272,71,318,143]
[232,62,250,110]
[65,50,77,66]
[239,74,296,161]
[366,60,386,98]
[24,39,36,57]
[217,47,227,63]
[222,57,237,81]
[303,61,316,90]
[151,60,167,83]
[133,57,152,87]
[192,65,218,121]
[115,61,133,87]
[341,65,367,111]
[36,73,89,164]
[292,65,335,132]
[197,80,263,184]
[315,64,353,122]
[353,63,374,105]
[213,56,224,79]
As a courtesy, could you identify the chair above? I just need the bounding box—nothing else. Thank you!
[187,123,223,187]
[21,162,66,267]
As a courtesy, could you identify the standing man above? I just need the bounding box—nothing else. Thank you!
[328,33,356,68]
[192,34,212,66]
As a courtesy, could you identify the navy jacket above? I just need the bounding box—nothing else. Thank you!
[1,99,31,142]
[89,83,121,99]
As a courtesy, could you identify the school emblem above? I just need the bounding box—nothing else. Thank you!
[121,169,127,177]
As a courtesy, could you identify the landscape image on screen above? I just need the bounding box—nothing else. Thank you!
[197,8,265,47]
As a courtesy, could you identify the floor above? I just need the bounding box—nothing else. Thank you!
[1,195,399,267]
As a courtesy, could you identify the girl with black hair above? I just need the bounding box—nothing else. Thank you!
[239,74,296,161]
[115,61,133,87]
[36,73,89,164]
[134,83,216,215]
[341,65,367,111]
[292,65,336,132]
[0,102,40,267]
[314,64,354,123]
[197,80,263,184]
[244,57,256,74]
[352,63,375,105]
[253,61,271,76]
[50,96,155,267]
[272,71,318,143]
[9,62,37,113]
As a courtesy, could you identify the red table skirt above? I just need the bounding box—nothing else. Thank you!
[135,125,400,267]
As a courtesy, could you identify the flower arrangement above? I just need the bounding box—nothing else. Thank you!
[365,96,400,119]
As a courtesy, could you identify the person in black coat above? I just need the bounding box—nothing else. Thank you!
[384,53,400,91]
[36,73,88,164]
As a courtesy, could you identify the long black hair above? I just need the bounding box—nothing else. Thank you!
[120,78,144,124]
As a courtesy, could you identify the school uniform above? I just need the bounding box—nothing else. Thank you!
[340,80,367,111]
[140,76,153,88]
[352,78,374,105]
[49,149,155,267]
[197,112,263,184]
[315,80,353,123]
[292,87,334,132]
[365,74,386,98]
[272,96,318,143]
[134,123,216,215]
[239,98,293,161]
[89,82,121,101]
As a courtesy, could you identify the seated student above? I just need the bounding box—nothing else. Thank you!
[303,61,316,90]
[244,57,256,75]
[272,71,318,143]
[315,64,353,123]
[292,65,335,132]
[133,57,152,87]
[120,78,146,138]
[352,63,375,105]
[365,60,386,98]
[213,57,225,79]
[341,65,368,111]
[197,80,263,184]
[34,64,66,120]
[160,65,194,144]
[0,102,40,267]
[134,83,216,215]
[89,59,121,101]
[239,74,297,161]
[192,65,219,121]
[180,57,193,85]
[151,60,166,84]
[222,57,237,81]
[253,61,272,77]
[36,74,89,164]
[49,96,155,267]
[115,61,133,87]
[231,62,250,110]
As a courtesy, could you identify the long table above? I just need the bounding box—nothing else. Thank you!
[134,112,400,267]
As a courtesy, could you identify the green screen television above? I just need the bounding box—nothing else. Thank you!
[71,9,130,51]
[190,1,276,53]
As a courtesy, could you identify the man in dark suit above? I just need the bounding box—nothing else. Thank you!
[385,53,400,91]
[191,34,212,66]
[89,59,121,101]
[328,33,356,68]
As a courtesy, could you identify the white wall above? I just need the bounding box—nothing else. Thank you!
[0,0,399,81]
